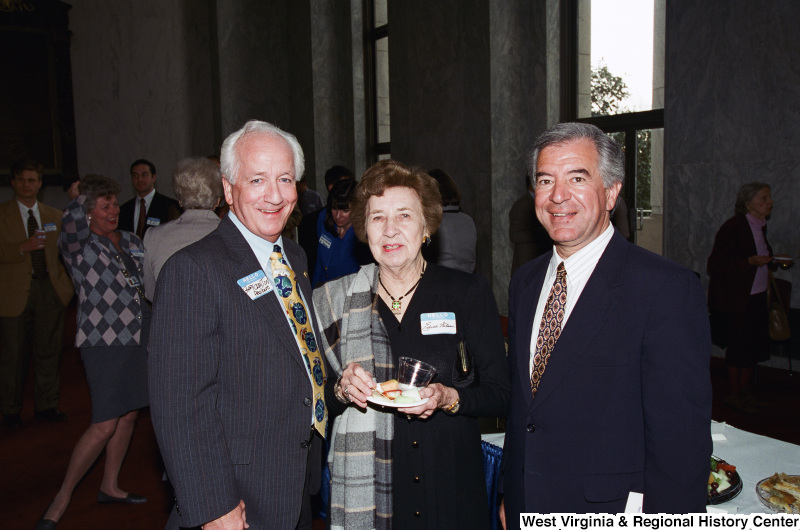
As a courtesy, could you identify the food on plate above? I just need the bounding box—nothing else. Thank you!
[374,379,402,400]
[759,473,800,513]
[373,379,421,403]
[707,458,737,499]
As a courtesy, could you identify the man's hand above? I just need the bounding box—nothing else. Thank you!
[202,500,248,530]
[19,234,46,254]
[499,498,506,530]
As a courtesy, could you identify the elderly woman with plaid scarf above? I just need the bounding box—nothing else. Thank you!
[315,160,509,530]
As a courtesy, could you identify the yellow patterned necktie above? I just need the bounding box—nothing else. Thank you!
[270,244,327,437]
[531,262,567,399]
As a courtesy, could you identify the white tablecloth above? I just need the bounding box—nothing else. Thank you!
[481,421,800,514]
[710,421,800,513]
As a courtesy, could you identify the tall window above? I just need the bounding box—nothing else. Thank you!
[565,0,665,254]
[365,0,390,162]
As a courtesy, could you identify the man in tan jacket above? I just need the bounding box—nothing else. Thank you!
[0,160,74,428]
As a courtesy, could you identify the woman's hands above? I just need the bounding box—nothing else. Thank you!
[748,254,772,267]
[398,383,459,419]
[338,362,376,408]
[337,364,459,419]
[67,180,80,200]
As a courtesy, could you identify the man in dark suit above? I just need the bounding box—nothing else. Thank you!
[118,159,180,238]
[149,120,328,529]
[0,160,74,428]
[500,123,711,522]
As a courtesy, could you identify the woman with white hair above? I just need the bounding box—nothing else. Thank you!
[142,157,223,300]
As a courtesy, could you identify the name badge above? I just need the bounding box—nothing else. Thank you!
[237,270,273,300]
[420,312,457,335]
[318,234,332,249]
[126,276,141,287]
[146,217,161,226]
[43,223,57,232]
[129,249,144,259]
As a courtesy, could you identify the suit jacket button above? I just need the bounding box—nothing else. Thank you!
[301,440,309,448]
[526,424,535,433]
[304,397,312,407]
[412,441,419,448]
[414,511,421,518]
[413,476,420,483]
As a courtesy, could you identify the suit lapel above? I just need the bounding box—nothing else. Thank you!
[2,201,27,239]
[218,218,307,371]
[516,257,549,410]
[528,233,627,413]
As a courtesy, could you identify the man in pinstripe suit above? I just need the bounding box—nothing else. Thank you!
[149,120,328,529]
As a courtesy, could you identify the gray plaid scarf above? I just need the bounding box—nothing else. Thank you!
[313,264,393,530]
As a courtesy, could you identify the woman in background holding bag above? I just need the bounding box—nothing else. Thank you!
[707,182,791,413]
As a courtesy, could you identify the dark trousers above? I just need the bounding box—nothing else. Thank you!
[0,277,66,414]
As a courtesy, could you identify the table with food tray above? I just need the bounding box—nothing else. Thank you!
[707,421,800,513]
[480,421,800,517]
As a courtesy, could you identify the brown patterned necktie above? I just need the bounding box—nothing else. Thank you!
[531,262,567,399]
[136,198,146,238]
[27,209,47,277]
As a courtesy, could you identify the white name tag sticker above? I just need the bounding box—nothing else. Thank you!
[318,234,332,249]
[146,217,161,226]
[129,249,144,259]
[43,222,57,232]
[420,312,457,335]
[237,270,273,300]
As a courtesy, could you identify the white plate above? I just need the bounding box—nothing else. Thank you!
[366,395,429,408]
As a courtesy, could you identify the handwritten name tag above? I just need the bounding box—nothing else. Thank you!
[146,217,161,227]
[43,222,57,232]
[318,234,332,249]
[420,312,457,335]
[237,270,273,300]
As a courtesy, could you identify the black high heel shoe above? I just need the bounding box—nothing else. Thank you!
[97,491,148,504]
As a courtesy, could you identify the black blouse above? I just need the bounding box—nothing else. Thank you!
[376,263,509,529]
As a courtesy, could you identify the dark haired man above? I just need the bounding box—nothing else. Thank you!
[118,159,179,238]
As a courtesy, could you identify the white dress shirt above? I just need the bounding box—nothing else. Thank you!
[529,223,615,372]
[132,188,156,223]
[16,200,42,229]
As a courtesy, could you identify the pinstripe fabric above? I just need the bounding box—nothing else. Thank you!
[149,216,323,528]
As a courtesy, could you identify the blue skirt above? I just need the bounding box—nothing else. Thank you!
[81,344,149,423]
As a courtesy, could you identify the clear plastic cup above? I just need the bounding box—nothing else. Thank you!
[396,357,437,390]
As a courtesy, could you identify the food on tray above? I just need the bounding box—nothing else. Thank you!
[707,458,737,499]
[373,379,421,403]
[759,473,800,513]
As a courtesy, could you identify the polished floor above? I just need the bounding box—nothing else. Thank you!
[2,312,798,529]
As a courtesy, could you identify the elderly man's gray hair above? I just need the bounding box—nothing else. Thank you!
[172,157,223,210]
[219,120,305,185]
[528,122,625,189]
